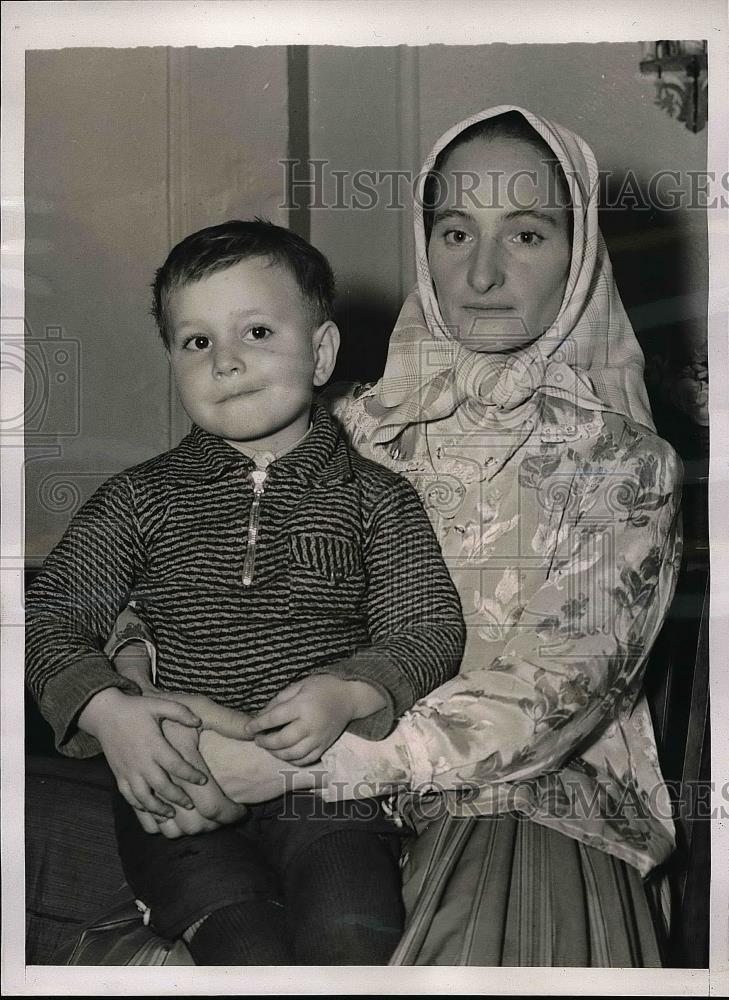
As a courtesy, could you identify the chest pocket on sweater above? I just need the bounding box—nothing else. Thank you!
[288,532,366,617]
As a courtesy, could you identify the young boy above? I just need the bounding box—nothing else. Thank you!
[25,220,466,965]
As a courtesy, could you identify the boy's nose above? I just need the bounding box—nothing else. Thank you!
[213,350,245,378]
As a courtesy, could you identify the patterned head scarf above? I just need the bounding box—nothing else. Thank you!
[368,105,655,449]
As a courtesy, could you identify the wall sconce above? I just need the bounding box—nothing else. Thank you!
[640,40,708,133]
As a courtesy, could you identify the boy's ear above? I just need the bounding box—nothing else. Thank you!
[312,320,340,387]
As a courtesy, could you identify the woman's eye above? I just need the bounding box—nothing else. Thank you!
[184,335,210,351]
[244,326,273,341]
[511,231,543,247]
[443,228,471,246]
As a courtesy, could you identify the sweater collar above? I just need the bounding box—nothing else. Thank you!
[175,401,352,487]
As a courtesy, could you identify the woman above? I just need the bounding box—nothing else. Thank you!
[124,106,683,966]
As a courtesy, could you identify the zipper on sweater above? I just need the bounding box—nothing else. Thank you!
[242,461,270,587]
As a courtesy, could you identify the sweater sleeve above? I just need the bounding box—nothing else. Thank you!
[318,430,683,795]
[25,473,146,757]
[314,478,466,740]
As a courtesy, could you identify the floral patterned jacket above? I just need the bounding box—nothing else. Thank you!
[318,384,683,877]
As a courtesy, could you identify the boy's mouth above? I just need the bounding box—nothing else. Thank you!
[218,386,264,404]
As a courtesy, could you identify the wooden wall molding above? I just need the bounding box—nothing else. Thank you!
[165,46,194,448]
[395,46,420,304]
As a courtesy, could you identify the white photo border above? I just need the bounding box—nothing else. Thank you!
[2,1,727,995]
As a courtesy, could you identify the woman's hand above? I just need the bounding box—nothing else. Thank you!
[158,690,253,740]
[113,641,156,694]
[200,729,319,803]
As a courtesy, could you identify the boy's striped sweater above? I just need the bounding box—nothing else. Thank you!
[26,404,465,758]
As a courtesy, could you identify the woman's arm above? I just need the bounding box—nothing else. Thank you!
[321,426,683,797]
[199,730,320,802]
[202,424,682,803]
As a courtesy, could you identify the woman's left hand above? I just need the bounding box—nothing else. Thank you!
[199,729,319,803]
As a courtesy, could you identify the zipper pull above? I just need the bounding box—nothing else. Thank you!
[241,458,271,587]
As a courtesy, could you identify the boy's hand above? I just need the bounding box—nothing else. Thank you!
[133,719,249,838]
[244,674,386,766]
[77,687,207,818]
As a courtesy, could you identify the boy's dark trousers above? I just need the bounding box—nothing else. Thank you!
[113,789,406,964]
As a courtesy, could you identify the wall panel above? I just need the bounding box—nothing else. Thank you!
[24,46,289,559]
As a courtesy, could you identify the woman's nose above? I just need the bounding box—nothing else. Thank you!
[467,238,504,294]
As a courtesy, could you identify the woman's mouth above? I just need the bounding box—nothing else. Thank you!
[462,303,515,312]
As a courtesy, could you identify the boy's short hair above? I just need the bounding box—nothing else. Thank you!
[152,219,336,347]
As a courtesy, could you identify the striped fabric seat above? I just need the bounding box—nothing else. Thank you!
[393,811,664,967]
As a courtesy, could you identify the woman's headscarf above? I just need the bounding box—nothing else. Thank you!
[367,105,655,453]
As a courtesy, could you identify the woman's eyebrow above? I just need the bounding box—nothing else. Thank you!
[432,207,562,228]
[503,209,560,226]
[431,208,473,226]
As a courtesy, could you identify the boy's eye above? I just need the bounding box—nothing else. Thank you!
[511,231,543,247]
[243,326,273,341]
[184,335,211,351]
